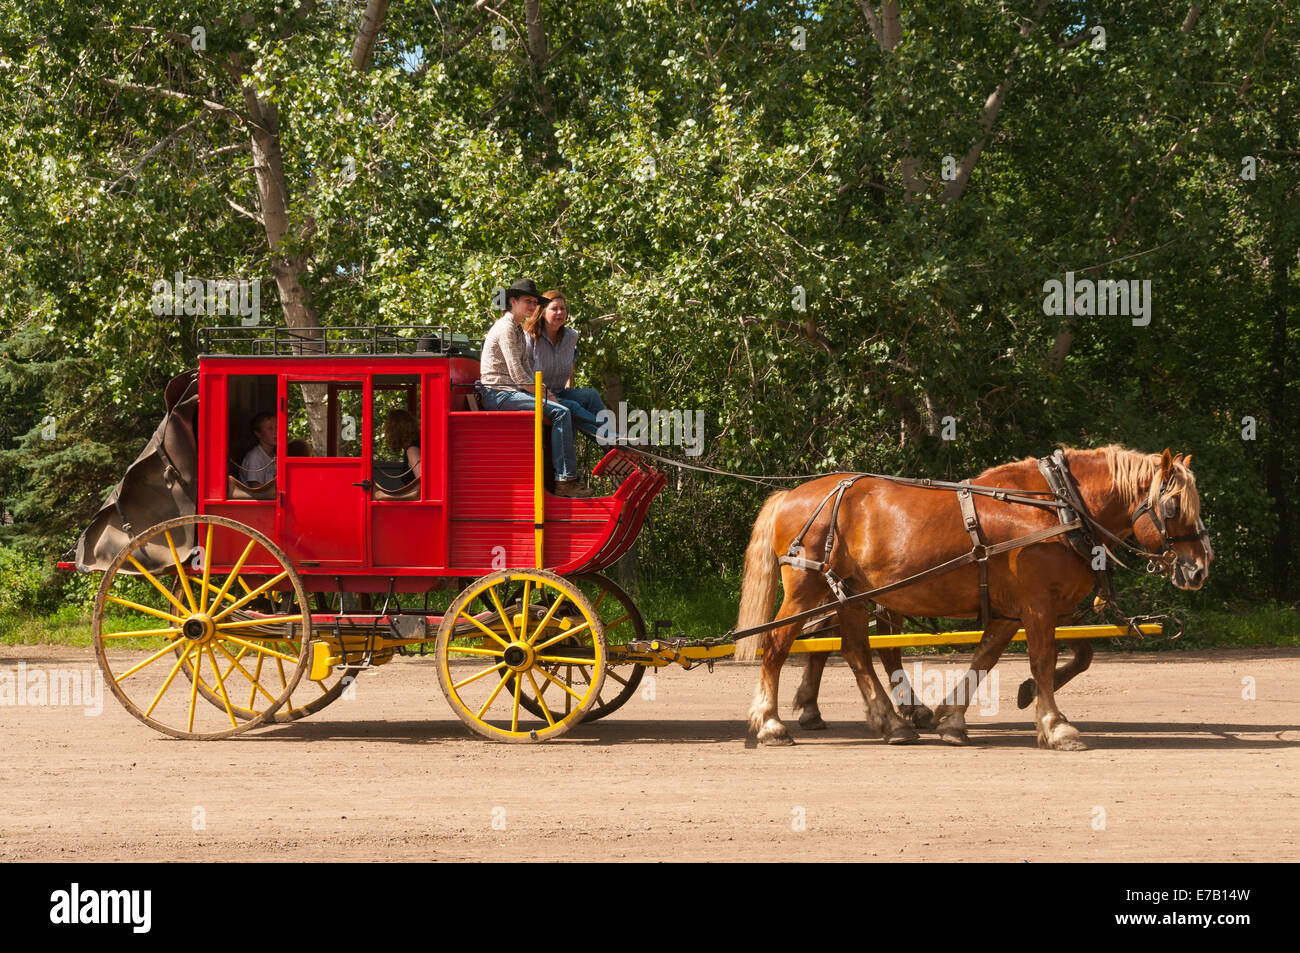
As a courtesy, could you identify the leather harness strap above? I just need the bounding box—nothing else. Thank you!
[777,475,871,602]
[1038,450,1118,604]
[956,484,993,628]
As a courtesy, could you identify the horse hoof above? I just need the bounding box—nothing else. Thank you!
[1016,678,1037,710]
[938,727,970,746]
[900,704,936,729]
[757,719,795,746]
[885,725,920,745]
[798,715,828,730]
[1050,727,1087,751]
[1038,727,1088,751]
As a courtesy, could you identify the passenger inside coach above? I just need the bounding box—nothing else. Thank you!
[383,408,421,484]
[239,412,276,486]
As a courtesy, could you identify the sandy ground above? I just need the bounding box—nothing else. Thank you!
[1,644,1297,862]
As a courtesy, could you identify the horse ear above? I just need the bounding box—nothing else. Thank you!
[1182,453,1193,470]
[1160,448,1173,480]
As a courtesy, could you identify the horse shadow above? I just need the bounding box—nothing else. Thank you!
[163,716,1300,749]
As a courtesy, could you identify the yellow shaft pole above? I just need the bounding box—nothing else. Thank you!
[534,370,544,568]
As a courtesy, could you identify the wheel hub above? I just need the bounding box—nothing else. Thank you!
[502,641,535,672]
[183,613,216,644]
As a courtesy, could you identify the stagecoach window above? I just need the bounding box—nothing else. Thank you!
[372,374,421,493]
[225,374,277,488]
[287,380,363,458]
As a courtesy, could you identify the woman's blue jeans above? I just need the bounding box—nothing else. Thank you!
[556,387,607,439]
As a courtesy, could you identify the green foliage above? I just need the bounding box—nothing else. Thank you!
[1,1,1297,616]
[0,546,63,614]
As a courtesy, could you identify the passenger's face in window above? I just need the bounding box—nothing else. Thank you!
[255,417,276,447]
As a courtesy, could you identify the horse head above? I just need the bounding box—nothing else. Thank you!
[1128,449,1213,591]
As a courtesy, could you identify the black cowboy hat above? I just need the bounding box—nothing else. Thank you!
[504,278,548,304]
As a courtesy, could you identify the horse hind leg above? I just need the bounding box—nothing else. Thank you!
[792,651,830,730]
[1016,639,1094,709]
[836,603,919,744]
[875,611,936,729]
[746,594,813,747]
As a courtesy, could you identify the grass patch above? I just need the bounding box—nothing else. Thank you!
[0,606,95,647]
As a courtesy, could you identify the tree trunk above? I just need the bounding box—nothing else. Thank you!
[241,90,327,445]
[522,0,559,163]
[351,0,391,70]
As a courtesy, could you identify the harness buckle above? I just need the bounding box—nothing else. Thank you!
[825,570,851,603]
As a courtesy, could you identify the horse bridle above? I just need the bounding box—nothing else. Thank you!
[1128,474,1210,574]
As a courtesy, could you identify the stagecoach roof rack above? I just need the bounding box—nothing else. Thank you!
[196,324,483,358]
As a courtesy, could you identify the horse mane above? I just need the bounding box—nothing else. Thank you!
[974,445,1201,523]
[1097,445,1201,523]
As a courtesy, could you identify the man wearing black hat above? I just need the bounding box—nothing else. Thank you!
[477,279,594,497]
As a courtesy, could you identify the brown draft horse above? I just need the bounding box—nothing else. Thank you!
[733,446,1213,750]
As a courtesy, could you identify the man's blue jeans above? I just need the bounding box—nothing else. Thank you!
[478,387,578,481]
[556,387,606,439]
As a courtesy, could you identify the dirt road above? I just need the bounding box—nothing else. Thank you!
[2,645,1296,862]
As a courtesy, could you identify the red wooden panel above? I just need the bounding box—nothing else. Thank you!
[198,371,227,504]
[448,413,536,522]
[449,357,480,386]
[204,514,281,574]
[282,459,366,566]
[422,369,448,503]
[447,523,535,571]
[371,504,444,568]
[202,503,276,540]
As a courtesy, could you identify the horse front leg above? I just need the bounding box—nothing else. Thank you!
[1017,639,1094,709]
[1023,609,1087,750]
[792,651,830,729]
[930,618,1020,746]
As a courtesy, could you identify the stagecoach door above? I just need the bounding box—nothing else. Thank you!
[278,377,370,568]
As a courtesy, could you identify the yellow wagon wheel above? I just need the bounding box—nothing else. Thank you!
[435,570,606,743]
[172,583,359,723]
[92,514,313,740]
[514,573,645,723]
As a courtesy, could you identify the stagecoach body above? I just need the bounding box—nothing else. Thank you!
[72,326,668,743]
[195,349,663,587]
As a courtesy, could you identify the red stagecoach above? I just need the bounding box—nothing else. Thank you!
[69,325,665,741]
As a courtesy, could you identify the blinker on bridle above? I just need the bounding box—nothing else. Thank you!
[1130,475,1210,574]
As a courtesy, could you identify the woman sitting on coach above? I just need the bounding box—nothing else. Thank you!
[524,290,608,440]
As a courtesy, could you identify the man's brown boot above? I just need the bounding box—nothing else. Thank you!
[554,479,595,498]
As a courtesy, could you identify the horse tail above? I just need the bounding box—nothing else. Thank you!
[733,490,787,661]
